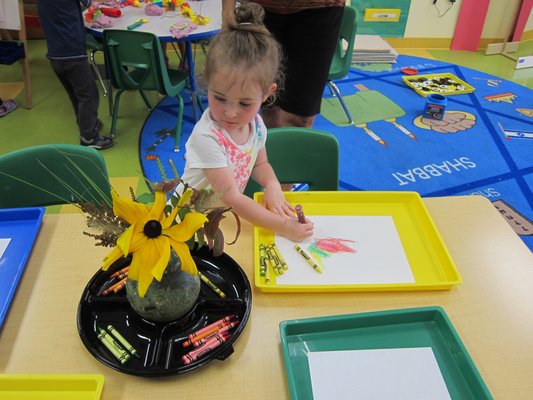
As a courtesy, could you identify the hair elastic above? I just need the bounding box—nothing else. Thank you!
[238,22,252,26]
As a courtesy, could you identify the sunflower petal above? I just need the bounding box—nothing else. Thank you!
[150,191,168,222]
[170,240,198,275]
[135,245,156,297]
[178,188,193,207]
[116,224,136,256]
[162,202,180,230]
[112,190,148,224]
[166,212,207,242]
[102,246,124,270]
[152,238,170,281]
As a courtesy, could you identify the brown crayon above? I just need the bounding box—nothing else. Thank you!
[111,266,129,278]
[101,277,127,296]
[295,204,306,223]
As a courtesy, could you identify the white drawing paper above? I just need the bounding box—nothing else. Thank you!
[307,347,452,400]
[0,238,11,261]
[274,216,414,285]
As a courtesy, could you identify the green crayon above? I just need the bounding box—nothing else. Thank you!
[266,246,283,275]
[107,325,140,359]
[259,244,268,276]
[97,328,131,364]
[271,243,288,270]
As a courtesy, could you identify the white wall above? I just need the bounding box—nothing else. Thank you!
[400,0,530,39]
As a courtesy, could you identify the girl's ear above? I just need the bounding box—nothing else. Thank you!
[263,83,277,102]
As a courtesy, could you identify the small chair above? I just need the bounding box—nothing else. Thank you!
[327,5,357,124]
[244,127,339,197]
[0,144,112,208]
[85,33,113,116]
[103,29,188,151]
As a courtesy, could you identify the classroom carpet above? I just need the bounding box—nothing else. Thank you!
[139,55,533,251]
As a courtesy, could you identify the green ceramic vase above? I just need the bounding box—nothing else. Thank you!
[126,250,201,323]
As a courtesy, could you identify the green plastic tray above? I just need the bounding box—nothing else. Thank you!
[0,374,104,400]
[279,307,492,400]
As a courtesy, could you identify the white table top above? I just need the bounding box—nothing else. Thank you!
[86,0,222,42]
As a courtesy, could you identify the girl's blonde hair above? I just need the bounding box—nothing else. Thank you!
[203,1,283,99]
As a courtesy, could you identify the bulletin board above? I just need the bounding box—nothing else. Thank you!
[352,0,411,37]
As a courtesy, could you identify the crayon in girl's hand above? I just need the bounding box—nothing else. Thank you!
[295,204,306,223]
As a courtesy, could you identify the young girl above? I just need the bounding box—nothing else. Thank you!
[181,2,314,242]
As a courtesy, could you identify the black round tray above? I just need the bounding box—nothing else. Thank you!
[77,246,252,376]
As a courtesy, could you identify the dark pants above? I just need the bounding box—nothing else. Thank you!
[50,58,100,140]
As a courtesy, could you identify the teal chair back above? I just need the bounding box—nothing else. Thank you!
[244,127,339,197]
[0,144,112,208]
[329,5,357,80]
[103,29,188,150]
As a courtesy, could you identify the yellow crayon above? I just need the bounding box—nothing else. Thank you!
[266,246,283,275]
[97,328,131,365]
[271,242,288,270]
[107,325,140,359]
[264,256,271,284]
[198,271,226,298]
[259,244,268,276]
[294,245,322,273]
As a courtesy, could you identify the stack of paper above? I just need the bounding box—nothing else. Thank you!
[350,34,398,64]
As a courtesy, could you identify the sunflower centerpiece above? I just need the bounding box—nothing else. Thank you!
[83,179,239,322]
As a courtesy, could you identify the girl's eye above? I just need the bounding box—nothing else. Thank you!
[214,96,225,102]
[240,103,252,108]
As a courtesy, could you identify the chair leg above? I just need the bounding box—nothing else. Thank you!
[110,89,124,138]
[174,94,184,152]
[139,90,152,111]
[89,50,108,97]
[327,80,354,124]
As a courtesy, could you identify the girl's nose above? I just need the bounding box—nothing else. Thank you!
[224,105,238,118]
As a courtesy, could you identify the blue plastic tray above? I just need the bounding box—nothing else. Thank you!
[0,207,45,329]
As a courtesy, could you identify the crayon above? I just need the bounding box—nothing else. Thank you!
[294,245,322,273]
[259,244,268,276]
[295,204,306,223]
[191,321,239,348]
[198,271,226,298]
[187,315,235,340]
[265,245,283,275]
[100,277,127,296]
[271,242,288,270]
[107,325,140,359]
[183,321,238,348]
[182,333,229,365]
[97,328,131,365]
[111,266,129,278]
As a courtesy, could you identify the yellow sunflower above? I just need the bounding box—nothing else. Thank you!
[102,190,208,297]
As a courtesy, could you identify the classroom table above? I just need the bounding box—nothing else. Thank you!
[85,0,222,120]
[1,195,532,399]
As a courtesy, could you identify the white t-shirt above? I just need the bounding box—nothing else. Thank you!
[182,108,268,193]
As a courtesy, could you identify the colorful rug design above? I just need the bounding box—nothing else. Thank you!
[139,55,533,251]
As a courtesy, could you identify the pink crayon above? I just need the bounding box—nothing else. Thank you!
[182,333,229,365]
[187,314,235,340]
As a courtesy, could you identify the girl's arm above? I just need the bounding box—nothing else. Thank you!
[250,147,294,217]
[204,166,314,242]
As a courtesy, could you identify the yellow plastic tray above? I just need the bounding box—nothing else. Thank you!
[0,374,104,400]
[253,191,461,292]
[402,73,475,97]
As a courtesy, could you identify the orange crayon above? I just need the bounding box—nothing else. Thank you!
[101,277,127,296]
[182,333,229,365]
[192,321,239,348]
[183,321,238,348]
[111,266,129,278]
[186,315,234,340]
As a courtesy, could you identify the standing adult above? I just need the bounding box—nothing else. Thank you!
[222,0,345,129]
[37,0,114,149]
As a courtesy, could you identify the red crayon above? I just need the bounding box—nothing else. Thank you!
[99,7,122,17]
[186,315,234,340]
[295,204,306,224]
[182,333,229,365]
[192,321,239,348]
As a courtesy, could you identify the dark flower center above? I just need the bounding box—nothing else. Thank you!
[144,220,162,238]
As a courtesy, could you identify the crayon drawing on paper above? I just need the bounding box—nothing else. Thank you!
[275,216,414,285]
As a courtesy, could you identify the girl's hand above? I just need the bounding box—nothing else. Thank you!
[281,217,314,242]
[263,186,294,218]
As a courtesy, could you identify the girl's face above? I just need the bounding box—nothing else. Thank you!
[207,70,276,135]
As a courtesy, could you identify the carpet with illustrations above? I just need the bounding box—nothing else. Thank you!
[139,55,533,251]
